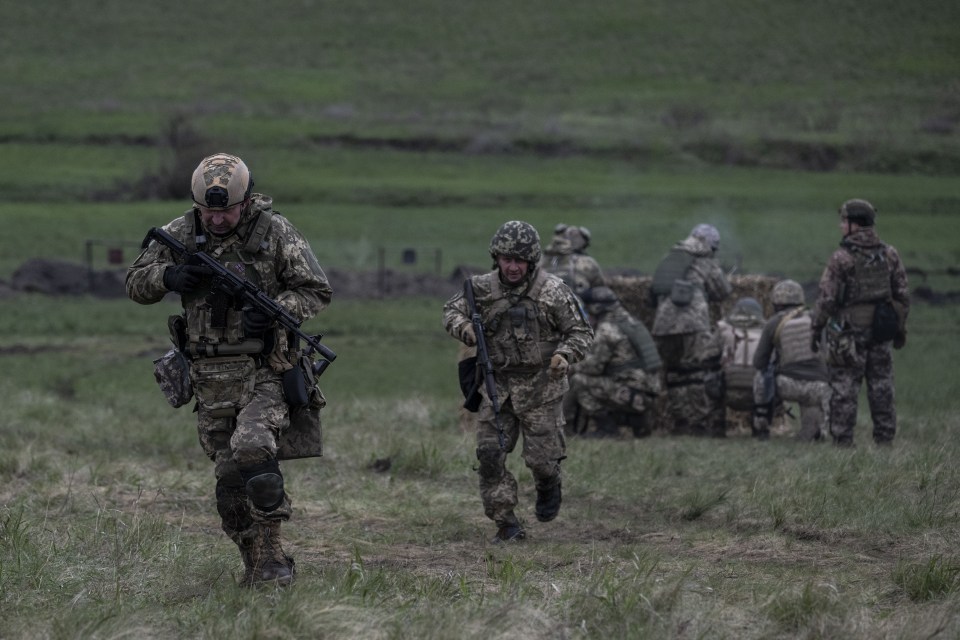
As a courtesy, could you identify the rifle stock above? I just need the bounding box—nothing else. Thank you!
[463,278,505,450]
[142,226,337,376]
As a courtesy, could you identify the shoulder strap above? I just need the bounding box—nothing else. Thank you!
[774,307,805,344]
[242,210,274,255]
[182,209,206,252]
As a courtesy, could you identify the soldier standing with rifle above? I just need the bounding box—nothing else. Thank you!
[443,221,593,543]
[127,153,333,586]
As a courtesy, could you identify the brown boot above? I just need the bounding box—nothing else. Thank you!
[242,522,295,587]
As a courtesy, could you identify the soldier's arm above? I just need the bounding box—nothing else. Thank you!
[888,245,910,317]
[752,316,778,370]
[811,251,846,332]
[442,289,472,342]
[550,286,594,364]
[126,222,181,304]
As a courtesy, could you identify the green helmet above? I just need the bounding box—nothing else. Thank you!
[727,296,765,325]
[580,286,618,305]
[771,279,805,306]
[839,198,876,226]
[489,221,542,264]
[191,153,253,209]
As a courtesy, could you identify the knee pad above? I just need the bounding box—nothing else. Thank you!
[215,473,251,532]
[239,460,285,512]
[476,446,502,480]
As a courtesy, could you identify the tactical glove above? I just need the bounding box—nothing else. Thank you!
[549,353,569,380]
[461,325,477,347]
[893,331,906,350]
[163,264,212,294]
[242,306,273,336]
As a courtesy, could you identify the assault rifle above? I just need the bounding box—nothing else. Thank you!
[141,227,337,376]
[463,278,505,450]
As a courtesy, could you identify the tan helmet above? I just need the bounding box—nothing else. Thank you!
[839,199,876,226]
[191,153,253,209]
[489,221,542,264]
[771,279,805,306]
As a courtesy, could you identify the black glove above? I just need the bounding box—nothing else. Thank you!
[242,306,273,337]
[893,331,906,350]
[163,264,211,294]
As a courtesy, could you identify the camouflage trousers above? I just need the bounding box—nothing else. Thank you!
[656,333,725,436]
[754,374,830,441]
[196,367,293,544]
[568,370,661,415]
[829,340,896,444]
[475,397,565,527]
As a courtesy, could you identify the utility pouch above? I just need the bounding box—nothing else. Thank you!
[670,279,695,307]
[826,322,858,368]
[279,354,326,460]
[153,348,193,408]
[872,300,899,343]
[282,364,310,409]
[458,356,482,412]
[189,355,256,418]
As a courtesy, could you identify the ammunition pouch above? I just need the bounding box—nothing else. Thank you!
[189,355,257,418]
[152,348,193,408]
[669,279,695,307]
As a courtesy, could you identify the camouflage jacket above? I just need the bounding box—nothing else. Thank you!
[443,268,593,412]
[651,236,731,336]
[126,194,332,350]
[574,305,656,385]
[811,227,909,339]
[540,251,605,297]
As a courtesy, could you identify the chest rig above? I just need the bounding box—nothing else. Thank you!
[482,271,554,371]
[179,209,274,357]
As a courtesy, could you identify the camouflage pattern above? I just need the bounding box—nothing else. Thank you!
[443,260,593,530]
[191,153,252,209]
[152,348,193,407]
[812,225,909,445]
[569,304,661,415]
[488,220,542,264]
[774,375,830,441]
[717,298,766,412]
[127,188,331,579]
[839,198,877,226]
[771,279,805,307]
[541,225,605,296]
[649,233,731,436]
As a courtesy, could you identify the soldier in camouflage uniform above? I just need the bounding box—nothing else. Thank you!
[753,280,831,441]
[567,286,662,438]
[127,153,332,586]
[540,223,606,297]
[717,297,767,434]
[443,221,593,543]
[650,223,732,436]
[811,199,909,446]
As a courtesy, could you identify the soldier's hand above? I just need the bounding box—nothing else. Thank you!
[461,325,477,347]
[549,353,569,380]
[893,331,906,350]
[163,264,212,294]
[242,306,273,336]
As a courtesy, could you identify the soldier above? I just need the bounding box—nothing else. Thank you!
[650,223,732,436]
[753,280,831,441]
[540,223,606,297]
[811,199,909,446]
[443,221,593,543]
[717,297,767,433]
[127,153,333,586]
[567,286,662,438]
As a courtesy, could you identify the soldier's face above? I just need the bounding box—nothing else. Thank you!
[497,255,529,284]
[199,202,244,236]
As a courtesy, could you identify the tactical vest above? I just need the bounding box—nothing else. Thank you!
[180,208,275,357]
[776,308,814,366]
[723,326,762,395]
[651,249,695,297]
[843,243,892,306]
[617,317,662,372]
[484,271,555,371]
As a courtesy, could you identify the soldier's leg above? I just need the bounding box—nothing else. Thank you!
[520,399,566,523]
[829,359,865,446]
[233,374,295,585]
[781,377,827,442]
[684,332,726,437]
[865,343,897,444]
[476,401,522,539]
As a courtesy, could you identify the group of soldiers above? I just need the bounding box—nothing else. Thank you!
[535,210,909,446]
[128,152,912,579]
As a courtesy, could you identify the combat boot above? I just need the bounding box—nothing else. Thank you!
[242,522,296,587]
[535,479,562,522]
[492,513,525,543]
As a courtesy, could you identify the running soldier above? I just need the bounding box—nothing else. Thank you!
[443,221,593,542]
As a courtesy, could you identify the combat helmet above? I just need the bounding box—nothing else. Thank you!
[727,296,765,327]
[489,221,542,264]
[839,199,876,226]
[580,286,618,305]
[690,223,720,252]
[191,153,254,209]
[771,279,805,307]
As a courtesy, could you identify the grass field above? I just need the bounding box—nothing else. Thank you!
[2,1,960,638]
